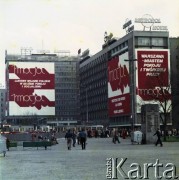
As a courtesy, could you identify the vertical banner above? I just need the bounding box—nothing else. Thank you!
[108,52,130,117]
[8,62,55,115]
[136,49,170,103]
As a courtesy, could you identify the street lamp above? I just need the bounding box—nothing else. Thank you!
[81,85,89,124]
[124,58,137,131]
[85,88,88,123]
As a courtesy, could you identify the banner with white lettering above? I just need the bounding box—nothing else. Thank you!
[8,62,55,115]
[136,49,170,102]
[108,52,130,117]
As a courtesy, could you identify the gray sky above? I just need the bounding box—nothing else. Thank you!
[0,0,179,86]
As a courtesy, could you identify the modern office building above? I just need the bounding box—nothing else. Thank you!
[80,49,108,126]
[52,55,80,127]
[170,37,179,129]
[80,30,170,128]
[5,52,80,128]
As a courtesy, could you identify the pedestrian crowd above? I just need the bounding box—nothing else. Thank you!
[64,127,133,150]
[65,128,87,150]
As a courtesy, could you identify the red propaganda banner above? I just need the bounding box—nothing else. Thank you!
[8,62,55,116]
[136,49,170,101]
[108,52,130,116]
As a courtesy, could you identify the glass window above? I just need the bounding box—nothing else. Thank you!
[138,37,150,46]
[152,38,164,46]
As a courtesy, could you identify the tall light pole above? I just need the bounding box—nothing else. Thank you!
[85,88,88,123]
[81,85,89,124]
[124,58,137,131]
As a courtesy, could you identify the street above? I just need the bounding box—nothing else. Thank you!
[0,137,179,180]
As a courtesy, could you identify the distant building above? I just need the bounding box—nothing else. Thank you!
[5,52,80,129]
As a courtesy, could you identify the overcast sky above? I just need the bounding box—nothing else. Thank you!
[0,0,179,86]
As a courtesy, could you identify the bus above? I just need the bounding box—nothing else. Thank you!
[0,124,12,134]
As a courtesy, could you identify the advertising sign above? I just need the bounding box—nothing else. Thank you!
[134,14,168,31]
[108,52,130,116]
[136,49,170,103]
[8,62,55,115]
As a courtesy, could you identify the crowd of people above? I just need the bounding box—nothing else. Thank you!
[31,132,58,145]
[30,127,179,151]
[64,127,132,150]
[5,126,178,152]
[65,128,87,150]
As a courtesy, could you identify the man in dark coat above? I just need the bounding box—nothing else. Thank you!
[65,129,73,150]
[153,128,163,147]
[79,128,87,150]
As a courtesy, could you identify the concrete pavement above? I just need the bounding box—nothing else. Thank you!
[0,137,179,180]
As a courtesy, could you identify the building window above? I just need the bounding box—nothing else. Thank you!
[138,37,150,46]
[152,38,164,46]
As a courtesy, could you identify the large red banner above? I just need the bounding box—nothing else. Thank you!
[108,52,130,116]
[8,62,55,116]
[136,49,170,101]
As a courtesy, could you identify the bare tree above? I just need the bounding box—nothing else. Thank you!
[147,73,171,141]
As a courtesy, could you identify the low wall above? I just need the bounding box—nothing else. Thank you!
[2,132,66,141]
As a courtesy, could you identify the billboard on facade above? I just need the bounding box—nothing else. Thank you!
[108,52,130,117]
[136,49,170,111]
[8,62,55,116]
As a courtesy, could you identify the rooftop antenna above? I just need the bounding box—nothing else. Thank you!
[37,40,50,54]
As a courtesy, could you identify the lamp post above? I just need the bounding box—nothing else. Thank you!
[81,85,89,124]
[85,88,88,123]
[124,58,137,131]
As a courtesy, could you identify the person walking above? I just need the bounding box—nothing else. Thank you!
[6,138,10,151]
[79,128,87,150]
[72,129,77,147]
[112,128,120,144]
[77,130,81,145]
[65,129,73,150]
[153,128,163,147]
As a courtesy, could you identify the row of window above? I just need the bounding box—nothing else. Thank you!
[55,65,76,69]
[111,41,128,56]
[56,72,76,76]
[55,89,78,93]
[55,101,78,105]
[81,102,107,111]
[56,111,79,116]
[55,77,77,82]
[56,94,77,98]
[80,55,106,73]
[81,110,108,120]
[56,61,77,66]
[81,88,107,100]
[55,83,78,88]
[135,37,168,47]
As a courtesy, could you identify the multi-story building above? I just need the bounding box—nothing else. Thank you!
[80,30,170,129]
[80,49,108,126]
[170,37,179,129]
[5,52,80,129]
[51,55,80,127]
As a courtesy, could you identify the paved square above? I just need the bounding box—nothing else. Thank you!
[0,137,179,180]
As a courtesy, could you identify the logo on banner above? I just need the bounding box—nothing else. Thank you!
[9,63,55,114]
[108,57,129,94]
